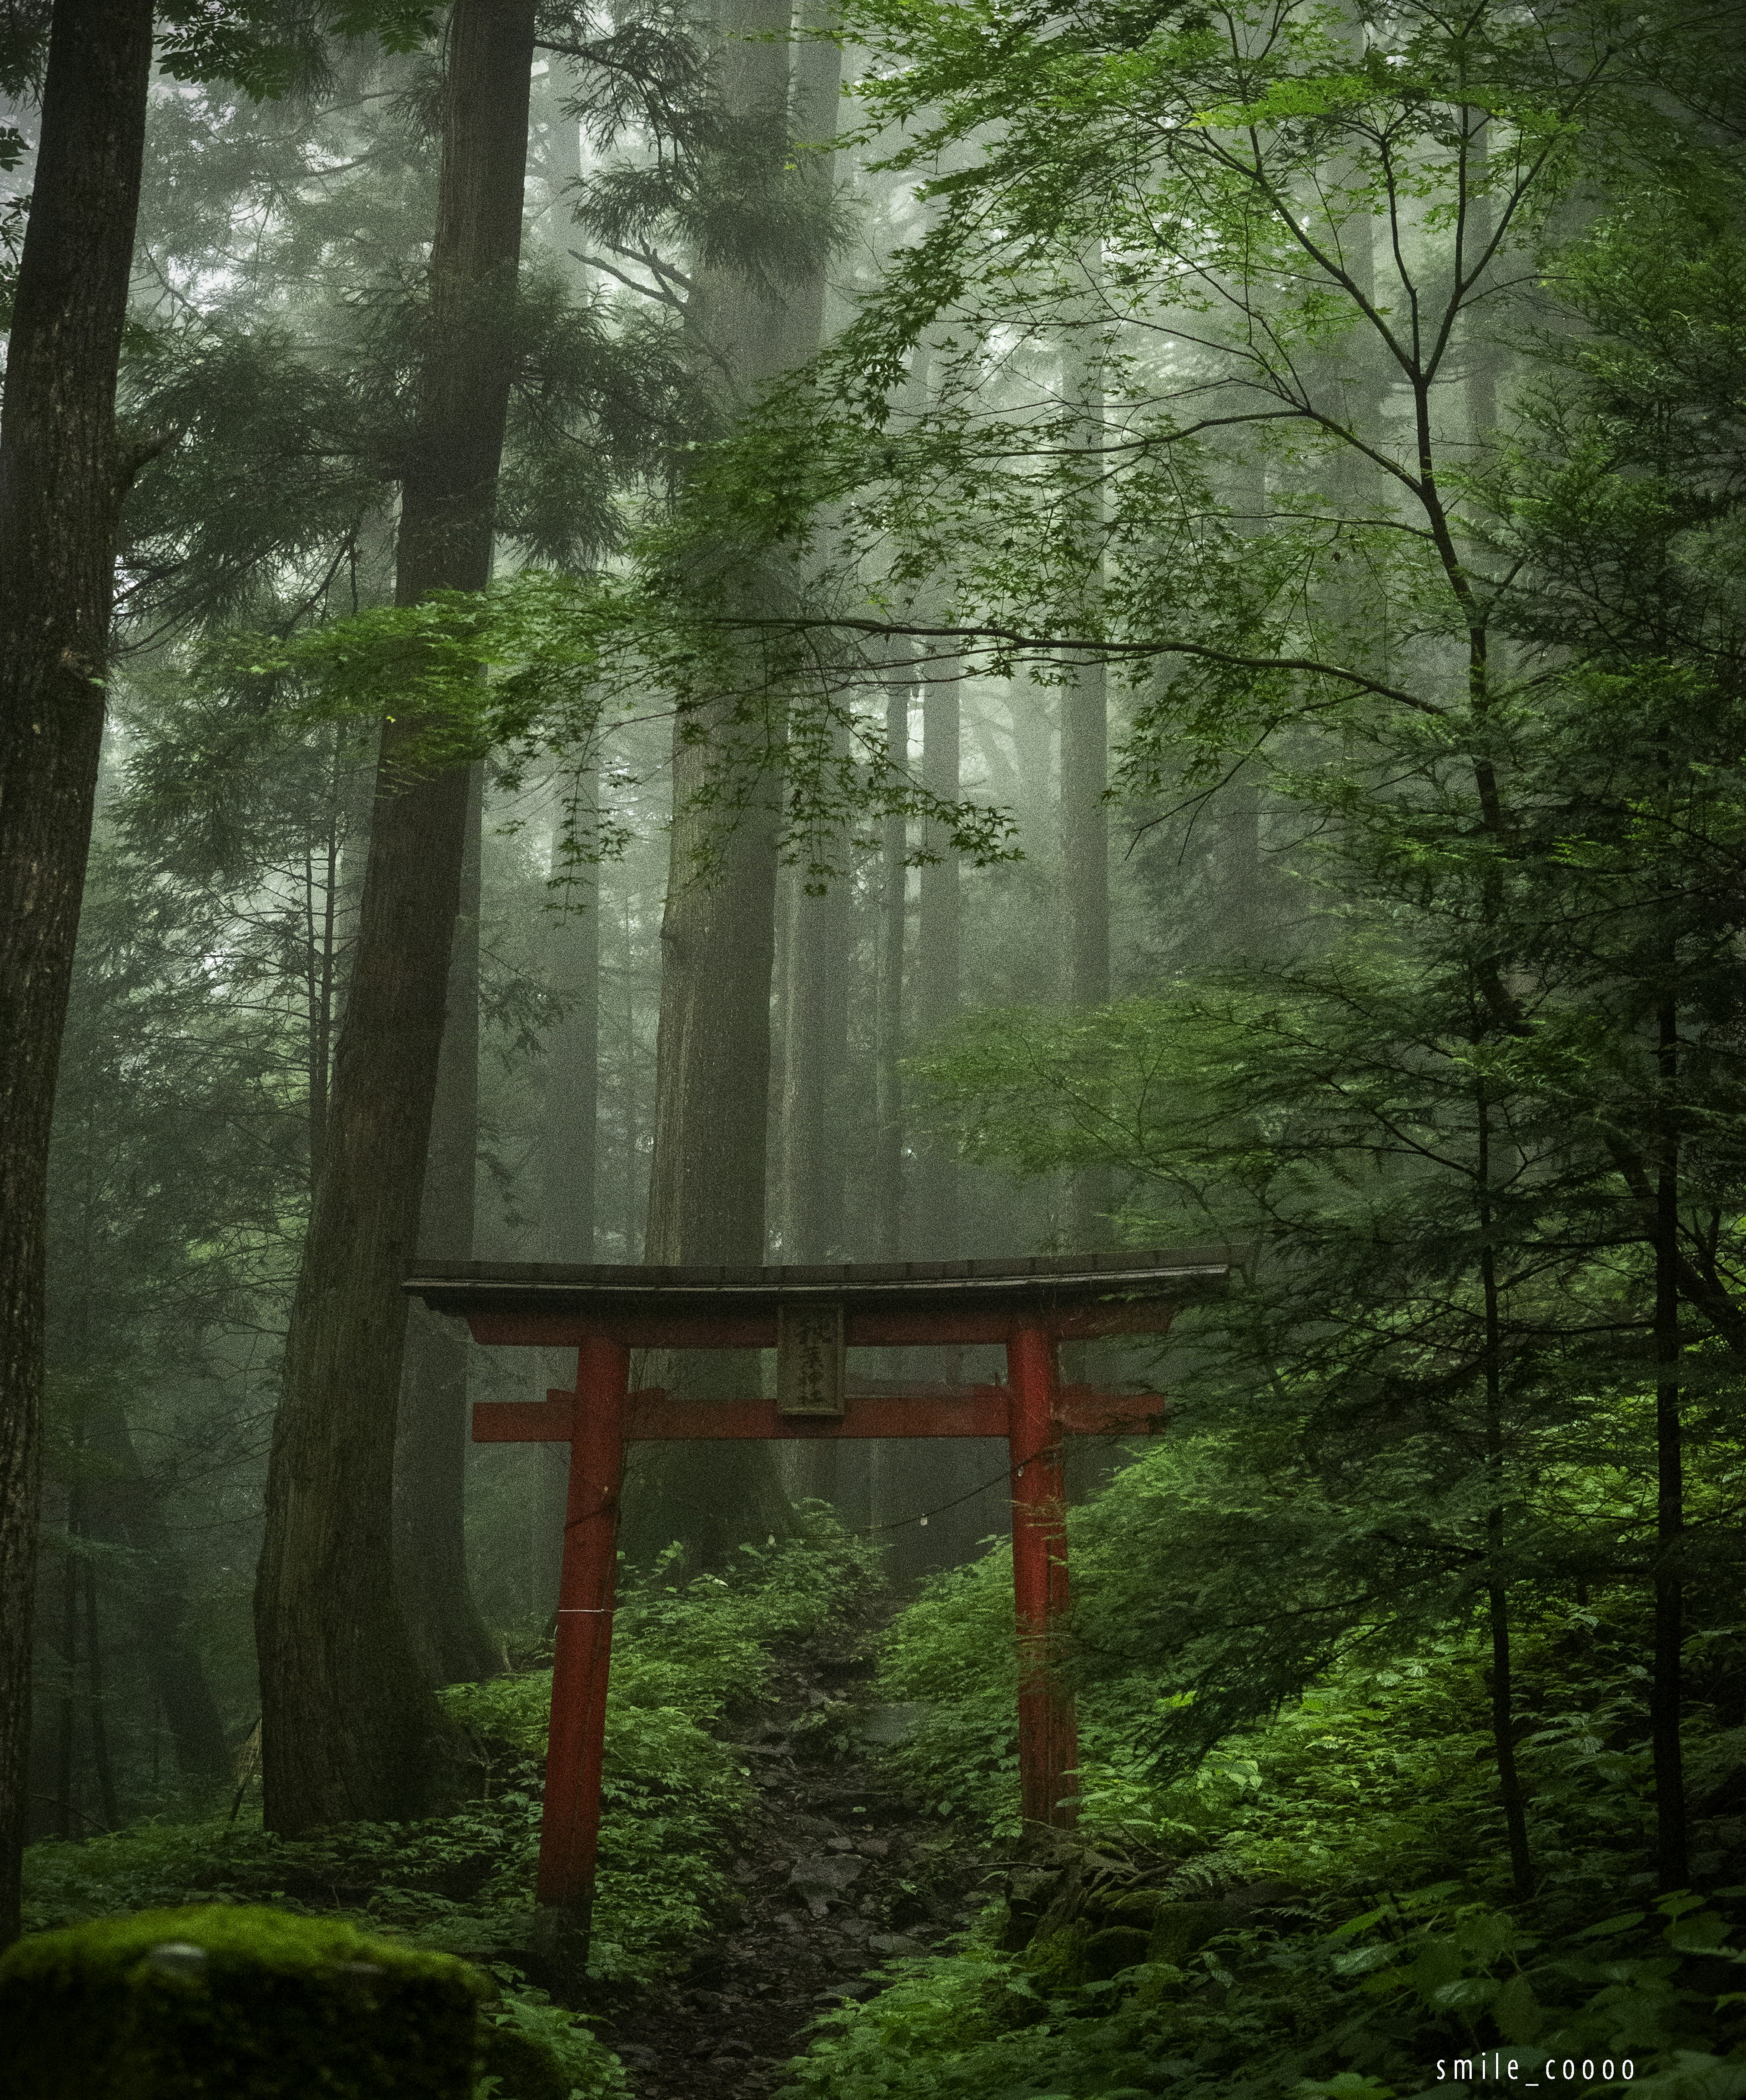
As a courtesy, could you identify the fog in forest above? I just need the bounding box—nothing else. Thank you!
[6,0,1746,2090]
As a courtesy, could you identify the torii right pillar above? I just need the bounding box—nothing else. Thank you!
[1007,1322,1077,1827]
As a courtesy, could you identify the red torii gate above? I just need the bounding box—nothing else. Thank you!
[405,1249,1227,1940]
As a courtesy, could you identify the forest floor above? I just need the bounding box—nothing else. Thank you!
[599,1604,988,2100]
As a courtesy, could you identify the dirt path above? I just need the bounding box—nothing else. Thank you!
[601,1617,985,2100]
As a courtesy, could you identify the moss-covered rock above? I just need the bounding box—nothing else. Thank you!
[0,1902,488,2099]
[1018,1918,1092,1990]
[1146,1900,1230,1966]
[1082,1924,1154,1980]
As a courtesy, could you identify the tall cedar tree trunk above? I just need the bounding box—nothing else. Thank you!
[881,662,976,1579]
[532,807,599,1598]
[781,867,850,1260]
[780,855,855,1513]
[542,784,601,1263]
[873,675,908,1258]
[0,0,156,1941]
[1059,266,1112,1251]
[254,0,536,1832]
[397,768,500,1685]
[913,673,961,1258]
[627,0,835,1562]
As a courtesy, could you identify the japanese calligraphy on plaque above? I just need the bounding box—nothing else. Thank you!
[777,1302,846,1416]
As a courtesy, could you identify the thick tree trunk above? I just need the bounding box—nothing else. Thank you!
[254,0,536,1833]
[627,720,793,1562]
[0,0,155,1941]
[627,0,840,1561]
[398,770,501,1687]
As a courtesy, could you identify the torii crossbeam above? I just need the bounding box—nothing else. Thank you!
[405,1250,1229,1942]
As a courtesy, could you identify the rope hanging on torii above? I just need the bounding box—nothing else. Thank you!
[403,1249,1231,1949]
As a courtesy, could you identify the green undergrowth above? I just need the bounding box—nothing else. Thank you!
[776,1475,1746,2099]
[21,1511,880,2093]
[782,1884,1746,2100]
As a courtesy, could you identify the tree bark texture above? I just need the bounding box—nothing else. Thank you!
[254,0,536,1833]
[398,769,501,1687]
[0,0,156,1941]
[629,0,841,1561]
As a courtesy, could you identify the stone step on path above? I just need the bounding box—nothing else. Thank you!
[601,1628,985,2100]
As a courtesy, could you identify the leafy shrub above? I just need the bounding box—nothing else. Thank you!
[476,1976,627,2099]
[20,1505,882,1998]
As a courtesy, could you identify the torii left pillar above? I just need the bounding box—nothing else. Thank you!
[1008,1323,1077,1829]
[537,1335,628,1953]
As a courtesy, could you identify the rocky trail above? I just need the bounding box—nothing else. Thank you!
[598,1613,986,2100]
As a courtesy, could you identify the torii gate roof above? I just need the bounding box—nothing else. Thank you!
[406,1248,1233,1348]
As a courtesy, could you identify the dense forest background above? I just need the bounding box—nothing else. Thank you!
[6,0,1746,2091]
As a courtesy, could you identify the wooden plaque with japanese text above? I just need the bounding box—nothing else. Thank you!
[777,1301,845,1416]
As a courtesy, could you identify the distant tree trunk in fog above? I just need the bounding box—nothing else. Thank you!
[629,0,841,1563]
[255,0,536,1834]
[530,815,598,1616]
[645,752,783,1301]
[632,738,792,1558]
[54,1496,78,1838]
[1060,266,1114,1249]
[397,772,501,1689]
[779,858,856,1511]
[874,677,909,1259]
[878,666,974,1580]
[616,886,647,1257]
[81,1402,228,1784]
[1060,666,1109,1015]
[781,871,851,1259]
[542,795,601,1262]
[0,0,156,1940]
[1217,437,1270,961]
[79,1534,118,1830]
[913,672,962,1258]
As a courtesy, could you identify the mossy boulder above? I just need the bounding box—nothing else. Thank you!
[1021,1918,1093,1989]
[1146,1900,1230,1966]
[0,1903,488,2099]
